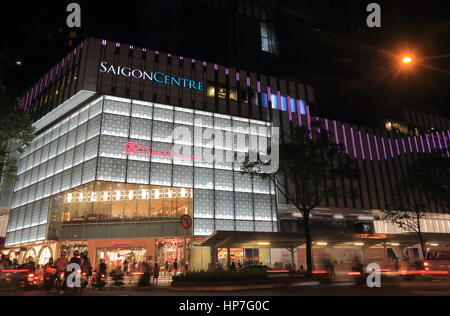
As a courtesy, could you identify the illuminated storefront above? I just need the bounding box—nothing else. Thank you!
[5,93,276,269]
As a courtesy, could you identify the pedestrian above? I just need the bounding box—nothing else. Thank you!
[153,263,160,287]
[229,262,237,272]
[165,261,169,276]
[173,258,178,276]
[123,258,129,276]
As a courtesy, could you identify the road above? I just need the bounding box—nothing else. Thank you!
[1,279,449,296]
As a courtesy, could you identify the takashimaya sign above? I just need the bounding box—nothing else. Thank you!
[100,61,205,91]
[124,141,199,161]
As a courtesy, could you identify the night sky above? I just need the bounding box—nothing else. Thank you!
[1,0,449,118]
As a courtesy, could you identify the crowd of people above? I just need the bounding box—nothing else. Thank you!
[1,251,190,291]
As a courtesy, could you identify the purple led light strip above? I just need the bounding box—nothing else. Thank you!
[350,128,358,159]
[358,130,366,160]
[374,135,381,161]
[366,134,373,161]
[342,125,349,155]
[388,139,395,158]
[381,137,388,160]
[333,121,339,145]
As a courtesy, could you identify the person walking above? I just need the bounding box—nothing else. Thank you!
[153,263,160,287]
[165,261,169,276]
[173,258,178,276]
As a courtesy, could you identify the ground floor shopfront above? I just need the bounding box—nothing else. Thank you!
[3,231,450,274]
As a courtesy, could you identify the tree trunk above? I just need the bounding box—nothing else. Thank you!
[302,214,314,273]
[417,222,427,260]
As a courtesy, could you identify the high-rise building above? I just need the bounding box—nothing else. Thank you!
[3,37,449,271]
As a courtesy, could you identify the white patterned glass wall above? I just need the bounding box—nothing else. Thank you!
[6,96,104,246]
[6,95,277,246]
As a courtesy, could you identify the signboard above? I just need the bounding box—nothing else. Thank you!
[100,61,205,91]
[180,215,193,230]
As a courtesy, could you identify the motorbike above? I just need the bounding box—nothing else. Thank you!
[92,272,107,290]
[55,271,66,295]
[138,272,151,287]
[43,272,55,292]
[111,271,124,286]
[80,271,90,291]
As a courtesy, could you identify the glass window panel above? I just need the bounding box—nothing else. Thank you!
[103,99,131,116]
[97,158,126,182]
[150,163,172,186]
[152,121,173,143]
[87,115,102,139]
[215,191,234,219]
[131,103,153,119]
[76,122,88,145]
[194,168,214,189]
[194,219,214,236]
[236,220,254,232]
[130,118,152,140]
[127,161,150,184]
[101,114,130,137]
[214,170,233,191]
[215,220,235,231]
[99,135,127,159]
[153,106,174,123]
[194,189,214,218]
[235,193,254,220]
[173,166,193,188]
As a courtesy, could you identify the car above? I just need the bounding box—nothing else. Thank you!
[0,269,40,291]
[424,247,450,274]
[240,265,272,273]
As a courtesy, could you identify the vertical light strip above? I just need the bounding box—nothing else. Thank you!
[436,132,443,151]
[306,105,312,133]
[395,138,401,156]
[381,137,388,160]
[287,96,293,121]
[442,131,450,158]
[374,135,381,161]
[408,137,413,153]
[350,128,358,159]
[431,133,437,150]
[358,130,366,160]
[388,138,394,158]
[342,125,348,154]
[297,100,303,127]
[402,138,407,154]
[425,134,432,153]
[419,135,425,153]
[333,121,339,145]
[414,136,419,153]
[366,134,373,161]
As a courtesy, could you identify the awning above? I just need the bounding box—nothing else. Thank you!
[197,231,450,249]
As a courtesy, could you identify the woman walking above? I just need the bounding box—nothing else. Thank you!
[153,263,160,287]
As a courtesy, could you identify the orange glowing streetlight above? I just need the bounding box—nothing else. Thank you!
[402,56,413,64]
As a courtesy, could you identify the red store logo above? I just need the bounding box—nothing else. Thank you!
[124,141,199,161]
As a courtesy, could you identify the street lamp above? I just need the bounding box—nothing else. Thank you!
[402,56,413,64]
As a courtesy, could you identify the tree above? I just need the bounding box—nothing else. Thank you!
[383,150,450,259]
[243,125,359,273]
[0,83,35,184]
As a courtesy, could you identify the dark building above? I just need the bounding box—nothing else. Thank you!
[6,0,442,127]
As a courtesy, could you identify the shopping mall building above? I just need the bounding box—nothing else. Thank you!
[2,38,450,272]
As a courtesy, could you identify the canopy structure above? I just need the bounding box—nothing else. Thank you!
[198,231,450,249]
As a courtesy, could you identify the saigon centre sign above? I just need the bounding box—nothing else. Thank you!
[100,61,205,91]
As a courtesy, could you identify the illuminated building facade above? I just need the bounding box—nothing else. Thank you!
[3,38,450,271]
